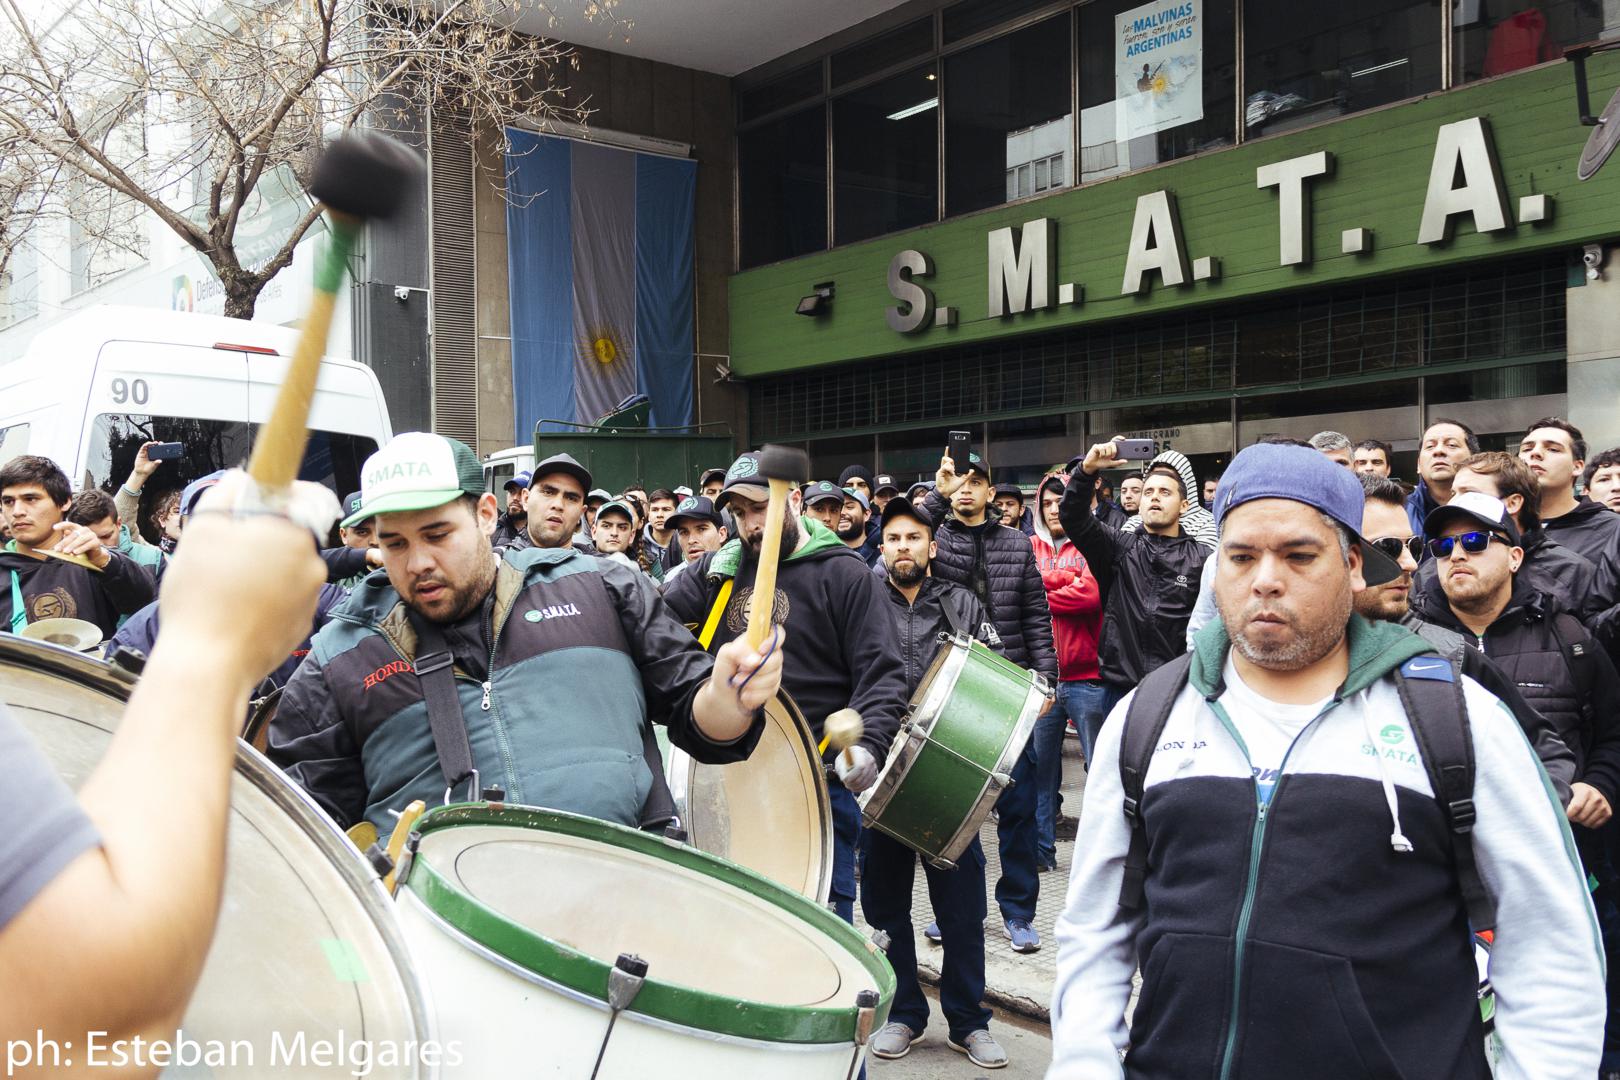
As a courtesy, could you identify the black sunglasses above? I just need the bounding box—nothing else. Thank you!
[1368,536,1425,563]
[1427,532,1507,559]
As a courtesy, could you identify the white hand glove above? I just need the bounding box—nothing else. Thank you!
[835,745,879,793]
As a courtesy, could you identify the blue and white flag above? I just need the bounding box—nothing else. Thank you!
[504,128,696,438]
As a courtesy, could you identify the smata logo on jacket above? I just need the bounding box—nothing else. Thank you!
[524,603,583,622]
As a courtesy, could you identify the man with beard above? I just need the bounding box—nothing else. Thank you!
[1050,442,1603,1079]
[1406,418,1478,542]
[864,497,1007,1070]
[925,450,1057,953]
[269,434,780,840]
[493,472,529,547]
[664,451,907,924]
[1118,475,1143,518]
[1354,473,1574,802]
[838,489,881,567]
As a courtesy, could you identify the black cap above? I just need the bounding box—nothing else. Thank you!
[532,453,592,493]
[341,491,365,521]
[1423,491,1522,546]
[874,474,899,496]
[993,482,1024,502]
[698,467,728,488]
[881,497,934,533]
[715,452,769,509]
[667,495,722,529]
[804,480,845,507]
[961,452,991,482]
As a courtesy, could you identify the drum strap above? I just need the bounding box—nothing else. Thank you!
[408,612,479,801]
[698,578,733,652]
[8,571,23,633]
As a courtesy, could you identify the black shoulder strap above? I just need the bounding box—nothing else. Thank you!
[407,612,479,801]
[1393,656,1497,931]
[1547,612,1597,703]
[1118,652,1195,910]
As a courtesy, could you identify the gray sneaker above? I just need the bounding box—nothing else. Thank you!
[869,1021,923,1060]
[949,1029,1008,1069]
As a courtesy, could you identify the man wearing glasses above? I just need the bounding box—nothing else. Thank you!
[1410,490,1620,829]
[1354,475,1575,803]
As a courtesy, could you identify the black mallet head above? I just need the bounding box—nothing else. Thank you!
[309,133,423,221]
[757,444,810,485]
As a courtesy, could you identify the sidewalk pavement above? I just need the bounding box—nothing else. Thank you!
[856,731,1091,1024]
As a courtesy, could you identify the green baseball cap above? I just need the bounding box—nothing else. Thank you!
[342,432,483,528]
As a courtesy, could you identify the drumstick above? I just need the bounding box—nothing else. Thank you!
[34,548,102,573]
[381,799,426,895]
[744,444,810,651]
[819,708,864,768]
[246,133,420,493]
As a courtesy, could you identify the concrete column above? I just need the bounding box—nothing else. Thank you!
[1567,261,1620,458]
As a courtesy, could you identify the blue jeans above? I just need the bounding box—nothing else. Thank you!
[1080,683,1131,764]
[1036,681,1108,866]
[859,829,990,1042]
[829,781,861,924]
[993,742,1039,924]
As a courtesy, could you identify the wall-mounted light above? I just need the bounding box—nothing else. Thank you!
[797,282,835,317]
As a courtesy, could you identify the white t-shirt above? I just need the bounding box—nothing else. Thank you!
[1219,654,1333,805]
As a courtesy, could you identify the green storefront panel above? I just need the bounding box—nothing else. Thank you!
[729,56,1620,378]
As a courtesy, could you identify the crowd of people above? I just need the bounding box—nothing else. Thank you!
[5,413,1620,1077]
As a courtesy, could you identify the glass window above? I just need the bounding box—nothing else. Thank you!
[738,63,824,123]
[945,0,1064,45]
[1078,0,1235,183]
[83,414,376,542]
[738,105,828,269]
[832,18,933,87]
[833,64,940,245]
[1454,2,1614,85]
[1245,0,1441,138]
[945,14,1073,216]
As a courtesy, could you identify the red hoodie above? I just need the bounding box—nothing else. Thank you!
[1030,476,1102,681]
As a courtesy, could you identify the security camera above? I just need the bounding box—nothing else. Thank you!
[1584,244,1606,281]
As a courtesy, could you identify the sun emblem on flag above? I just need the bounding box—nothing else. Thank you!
[583,326,626,366]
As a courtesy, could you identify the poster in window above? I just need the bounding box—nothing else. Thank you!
[1115,0,1202,141]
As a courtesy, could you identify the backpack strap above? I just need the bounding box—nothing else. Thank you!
[407,611,480,803]
[1546,611,1597,706]
[1118,652,1195,910]
[1393,655,1498,931]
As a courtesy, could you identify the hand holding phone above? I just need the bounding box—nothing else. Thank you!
[1114,438,1156,461]
[147,442,184,462]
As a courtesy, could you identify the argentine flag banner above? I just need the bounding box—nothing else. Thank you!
[504,127,697,438]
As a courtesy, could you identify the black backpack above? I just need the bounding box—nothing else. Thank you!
[1116,652,1497,930]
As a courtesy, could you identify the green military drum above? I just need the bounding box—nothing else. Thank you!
[858,634,1050,869]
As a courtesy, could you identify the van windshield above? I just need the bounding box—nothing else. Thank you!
[85,414,378,543]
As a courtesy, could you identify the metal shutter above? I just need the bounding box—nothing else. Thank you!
[427,111,479,449]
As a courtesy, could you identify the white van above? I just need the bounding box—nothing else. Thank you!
[0,306,391,537]
[481,445,535,512]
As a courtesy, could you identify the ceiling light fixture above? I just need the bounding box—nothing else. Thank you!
[886,98,938,121]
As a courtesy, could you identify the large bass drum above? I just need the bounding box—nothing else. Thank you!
[393,802,894,1078]
[664,690,833,903]
[4,635,436,1077]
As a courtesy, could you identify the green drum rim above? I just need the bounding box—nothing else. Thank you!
[404,803,895,1044]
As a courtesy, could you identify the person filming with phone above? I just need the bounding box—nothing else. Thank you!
[1058,437,1212,743]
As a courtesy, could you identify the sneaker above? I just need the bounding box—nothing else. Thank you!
[1004,918,1041,953]
[948,1029,1008,1069]
[923,921,942,945]
[1055,814,1079,841]
[870,1021,923,1060]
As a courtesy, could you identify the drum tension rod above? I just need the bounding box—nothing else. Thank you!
[844,990,882,1080]
[589,953,649,1080]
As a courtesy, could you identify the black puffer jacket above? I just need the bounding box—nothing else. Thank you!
[1412,574,1620,805]
[885,576,999,697]
[923,490,1057,682]
[1059,468,1210,689]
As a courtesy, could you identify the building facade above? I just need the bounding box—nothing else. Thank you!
[727,0,1620,487]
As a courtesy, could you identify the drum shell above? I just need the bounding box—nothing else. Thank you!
[663,690,833,903]
[394,804,893,1079]
[4,635,436,1078]
[859,635,1046,867]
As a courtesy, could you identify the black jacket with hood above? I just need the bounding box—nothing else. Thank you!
[1059,468,1209,689]
[0,543,155,639]
[921,489,1057,682]
[1411,572,1620,806]
[661,516,907,762]
[884,575,999,697]
[1542,495,1620,571]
